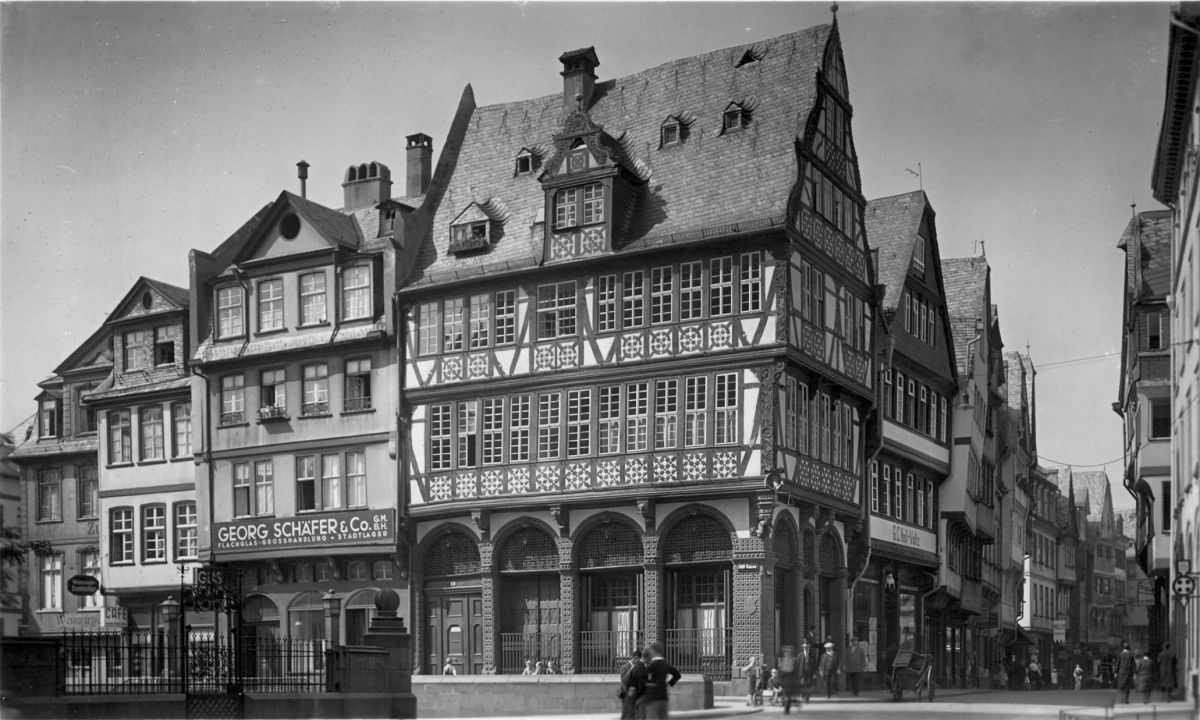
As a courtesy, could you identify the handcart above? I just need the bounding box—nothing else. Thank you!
[889,650,935,702]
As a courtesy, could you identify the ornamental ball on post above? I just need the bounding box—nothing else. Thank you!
[375,587,401,617]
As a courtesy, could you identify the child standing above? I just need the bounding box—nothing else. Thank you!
[742,655,762,706]
[1073,664,1084,692]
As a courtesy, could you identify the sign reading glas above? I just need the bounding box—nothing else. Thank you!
[214,508,394,552]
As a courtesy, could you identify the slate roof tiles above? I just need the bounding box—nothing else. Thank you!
[411,24,835,286]
[864,190,927,312]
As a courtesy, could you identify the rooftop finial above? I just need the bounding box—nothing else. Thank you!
[831,3,839,16]
[1130,198,1137,219]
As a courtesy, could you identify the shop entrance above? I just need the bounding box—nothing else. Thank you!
[426,589,483,675]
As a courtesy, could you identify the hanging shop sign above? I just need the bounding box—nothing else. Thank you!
[214,508,395,553]
[869,516,936,554]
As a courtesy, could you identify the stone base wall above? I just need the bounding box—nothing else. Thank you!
[412,674,712,718]
[1,693,416,720]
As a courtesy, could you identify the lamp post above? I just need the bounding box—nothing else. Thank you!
[160,595,180,681]
[323,590,342,648]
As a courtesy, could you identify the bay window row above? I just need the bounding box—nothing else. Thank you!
[219,358,373,425]
[781,375,864,473]
[231,450,367,518]
[35,465,98,522]
[798,258,871,353]
[427,372,740,471]
[107,402,192,465]
[881,367,949,443]
[109,501,197,565]
[215,263,373,340]
[869,460,936,530]
[415,252,765,354]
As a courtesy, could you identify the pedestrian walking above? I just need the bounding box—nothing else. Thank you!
[1157,643,1177,702]
[442,658,457,675]
[1135,650,1156,704]
[521,658,534,675]
[819,642,840,698]
[1073,663,1084,692]
[618,650,644,720]
[631,641,681,720]
[1027,659,1042,690]
[844,637,866,696]
[742,655,762,706]
[797,639,819,704]
[1115,641,1136,703]
[777,644,798,714]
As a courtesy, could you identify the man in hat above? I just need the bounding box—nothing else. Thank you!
[818,642,840,698]
[844,637,866,696]
[797,639,819,703]
[633,641,681,719]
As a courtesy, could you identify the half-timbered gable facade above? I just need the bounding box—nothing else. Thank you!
[398,19,877,678]
[83,277,203,638]
[189,163,417,644]
[859,190,957,685]
[11,322,112,635]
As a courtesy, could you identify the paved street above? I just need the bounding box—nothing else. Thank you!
[431,688,1196,720]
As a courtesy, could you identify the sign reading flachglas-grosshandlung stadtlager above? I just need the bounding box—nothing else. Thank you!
[214,509,394,553]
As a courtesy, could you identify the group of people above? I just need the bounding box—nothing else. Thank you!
[1112,641,1178,704]
[617,641,683,720]
[520,658,560,675]
[739,636,868,714]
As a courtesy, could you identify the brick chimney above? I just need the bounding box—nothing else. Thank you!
[343,161,392,210]
[406,134,432,197]
[559,47,600,114]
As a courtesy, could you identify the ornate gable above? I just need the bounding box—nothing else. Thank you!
[236,192,360,265]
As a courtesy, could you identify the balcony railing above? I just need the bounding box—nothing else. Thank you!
[497,632,560,675]
[301,402,329,417]
[578,630,644,674]
[219,411,245,426]
[257,404,288,422]
[665,627,731,681]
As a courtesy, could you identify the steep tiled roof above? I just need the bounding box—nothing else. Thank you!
[287,191,362,250]
[142,278,189,308]
[941,256,989,322]
[410,24,835,285]
[1118,211,1172,299]
[865,190,927,312]
[1074,470,1113,520]
[949,317,978,376]
[1004,351,1027,407]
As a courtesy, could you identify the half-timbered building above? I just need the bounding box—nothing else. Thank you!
[397,19,878,678]
[861,191,957,687]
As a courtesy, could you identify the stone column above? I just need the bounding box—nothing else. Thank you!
[733,534,769,674]
[479,539,497,674]
[643,561,664,646]
[559,563,578,673]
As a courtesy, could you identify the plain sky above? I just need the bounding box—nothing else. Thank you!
[1,1,1166,508]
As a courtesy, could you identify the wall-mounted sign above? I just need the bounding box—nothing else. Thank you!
[1053,618,1067,643]
[66,574,100,596]
[214,508,395,553]
[870,516,936,554]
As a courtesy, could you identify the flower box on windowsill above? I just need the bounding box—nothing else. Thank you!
[257,405,289,422]
[343,397,373,413]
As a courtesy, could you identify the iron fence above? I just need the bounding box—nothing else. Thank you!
[665,627,732,681]
[497,632,561,674]
[57,630,328,694]
[578,630,644,674]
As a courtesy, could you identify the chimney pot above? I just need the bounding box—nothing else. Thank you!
[406,133,433,197]
[342,161,391,210]
[559,47,599,115]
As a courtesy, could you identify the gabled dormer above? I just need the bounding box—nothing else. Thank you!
[102,277,190,382]
[448,200,507,255]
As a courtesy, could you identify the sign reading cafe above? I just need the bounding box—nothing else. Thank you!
[215,508,395,552]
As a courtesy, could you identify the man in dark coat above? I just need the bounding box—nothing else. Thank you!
[1134,651,1156,704]
[797,639,819,704]
[632,641,681,719]
[1114,641,1136,703]
[1157,643,1177,702]
[818,642,840,698]
[844,638,867,696]
[618,650,644,720]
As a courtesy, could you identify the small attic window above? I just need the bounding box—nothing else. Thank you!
[141,292,152,309]
[280,213,301,240]
[659,115,691,148]
[515,149,542,176]
[449,220,491,254]
[722,103,750,133]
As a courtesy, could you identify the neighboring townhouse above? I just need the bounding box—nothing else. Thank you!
[1,415,35,635]
[1024,460,1060,671]
[1076,470,1122,656]
[1115,209,1173,655]
[1053,467,1086,682]
[1150,2,1200,699]
[939,256,1003,683]
[396,19,879,677]
[862,190,957,687]
[10,326,111,635]
[998,361,1033,684]
[188,149,418,647]
[1117,510,1152,653]
[85,278,207,639]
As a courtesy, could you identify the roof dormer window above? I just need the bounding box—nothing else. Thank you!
[661,122,680,147]
[450,220,491,254]
[515,148,543,176]
[722,103,750,133]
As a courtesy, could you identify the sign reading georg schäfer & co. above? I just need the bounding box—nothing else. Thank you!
[214,508,394,553]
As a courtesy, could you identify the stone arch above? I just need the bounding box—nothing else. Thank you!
[818,528,844,573]
[489,517,562,571]
[573,514,643,569]
[772,516,801,651]
[656,505,735,563]
[490,518,562,674]
[419,524,482,578]
[496,525,559,572]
